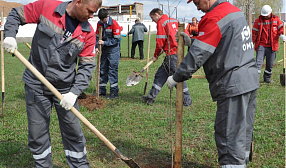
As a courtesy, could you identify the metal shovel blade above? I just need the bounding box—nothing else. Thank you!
[126,71,143,86]
[123,159,141,168]
[114,149,141,168]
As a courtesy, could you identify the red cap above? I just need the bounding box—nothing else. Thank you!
[187,0,193,3]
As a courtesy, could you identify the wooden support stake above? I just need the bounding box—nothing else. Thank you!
[174,23,184,168]
[95,27,103,98]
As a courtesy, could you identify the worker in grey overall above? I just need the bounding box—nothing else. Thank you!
[167,0,259,167]
[3,0,102,167]
[128,18,148,60]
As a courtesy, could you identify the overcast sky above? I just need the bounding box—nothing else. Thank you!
[3,0,286,21]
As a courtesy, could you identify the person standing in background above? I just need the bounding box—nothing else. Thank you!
[128,18,148,60]
[186,17,199,44]
[95,8,121,99]
[252,5,286,83]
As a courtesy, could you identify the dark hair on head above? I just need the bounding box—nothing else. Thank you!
[149,8,163,16]
[98,8,108,20]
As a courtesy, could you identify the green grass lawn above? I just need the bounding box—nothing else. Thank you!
[0,34,285,168]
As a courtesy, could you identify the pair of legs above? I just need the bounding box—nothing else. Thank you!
[25,85,89,168]
[99,48,120,97]
[256,45,276,82]
[131,40,144,60]
[145,54,192,106]
[215,89,257,167]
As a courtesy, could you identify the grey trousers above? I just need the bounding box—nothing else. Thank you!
[256,45,276,80]
[25,85,90,168]
[215,89,257,167]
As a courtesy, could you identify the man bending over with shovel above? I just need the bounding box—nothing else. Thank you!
[3,0,102,167]
[142,8,192,106]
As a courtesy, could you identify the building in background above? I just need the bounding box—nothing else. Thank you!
[93,2,144,22]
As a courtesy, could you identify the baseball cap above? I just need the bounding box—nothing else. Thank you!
[187,0,193,3]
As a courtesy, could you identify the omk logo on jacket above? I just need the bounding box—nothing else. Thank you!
[241,26,250,41]
[241,26,253,51]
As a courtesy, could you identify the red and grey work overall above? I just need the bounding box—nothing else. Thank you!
[173,0,259,167]
[95,17,121,96]
[5,1,95,167]
[252,14,284,81]
[147,14,192,106]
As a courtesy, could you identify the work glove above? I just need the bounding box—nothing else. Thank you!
[60,92,78,110]
[3,37,17,54]
[280,34,286,42]
[176,32,192,47]
[167,75,178,90]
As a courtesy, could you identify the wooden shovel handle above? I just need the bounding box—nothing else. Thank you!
[25,43,31,50]
[139,60,154,73]
[13,50,119,154]
[143,60,154,70]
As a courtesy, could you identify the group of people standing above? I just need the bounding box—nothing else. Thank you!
[1,0,285,168]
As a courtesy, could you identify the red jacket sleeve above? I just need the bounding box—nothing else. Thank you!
[23,0,46,23]
[252,19,260,44]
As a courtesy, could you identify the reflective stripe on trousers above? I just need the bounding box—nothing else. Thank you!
[255,45,276,80]
[99,46,120,95]
[25,85,90,168]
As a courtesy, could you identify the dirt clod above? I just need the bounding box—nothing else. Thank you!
[78,95,106,111]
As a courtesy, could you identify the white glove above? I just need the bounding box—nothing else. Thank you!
[280,34,286,42]
[3,37,17,54]
[0,25,4,31]
[167,76,178,90]
[60,92,78,110]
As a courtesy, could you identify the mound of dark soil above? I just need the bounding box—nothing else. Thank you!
[78,94,106,111]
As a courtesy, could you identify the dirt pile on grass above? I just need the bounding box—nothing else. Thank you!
[78,94,106,111]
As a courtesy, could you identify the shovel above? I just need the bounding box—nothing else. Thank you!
[280,22,285,87]
[12,50,140,168]
[126,60,153,86]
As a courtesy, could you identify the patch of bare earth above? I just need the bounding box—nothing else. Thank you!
[79,94,106,111]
